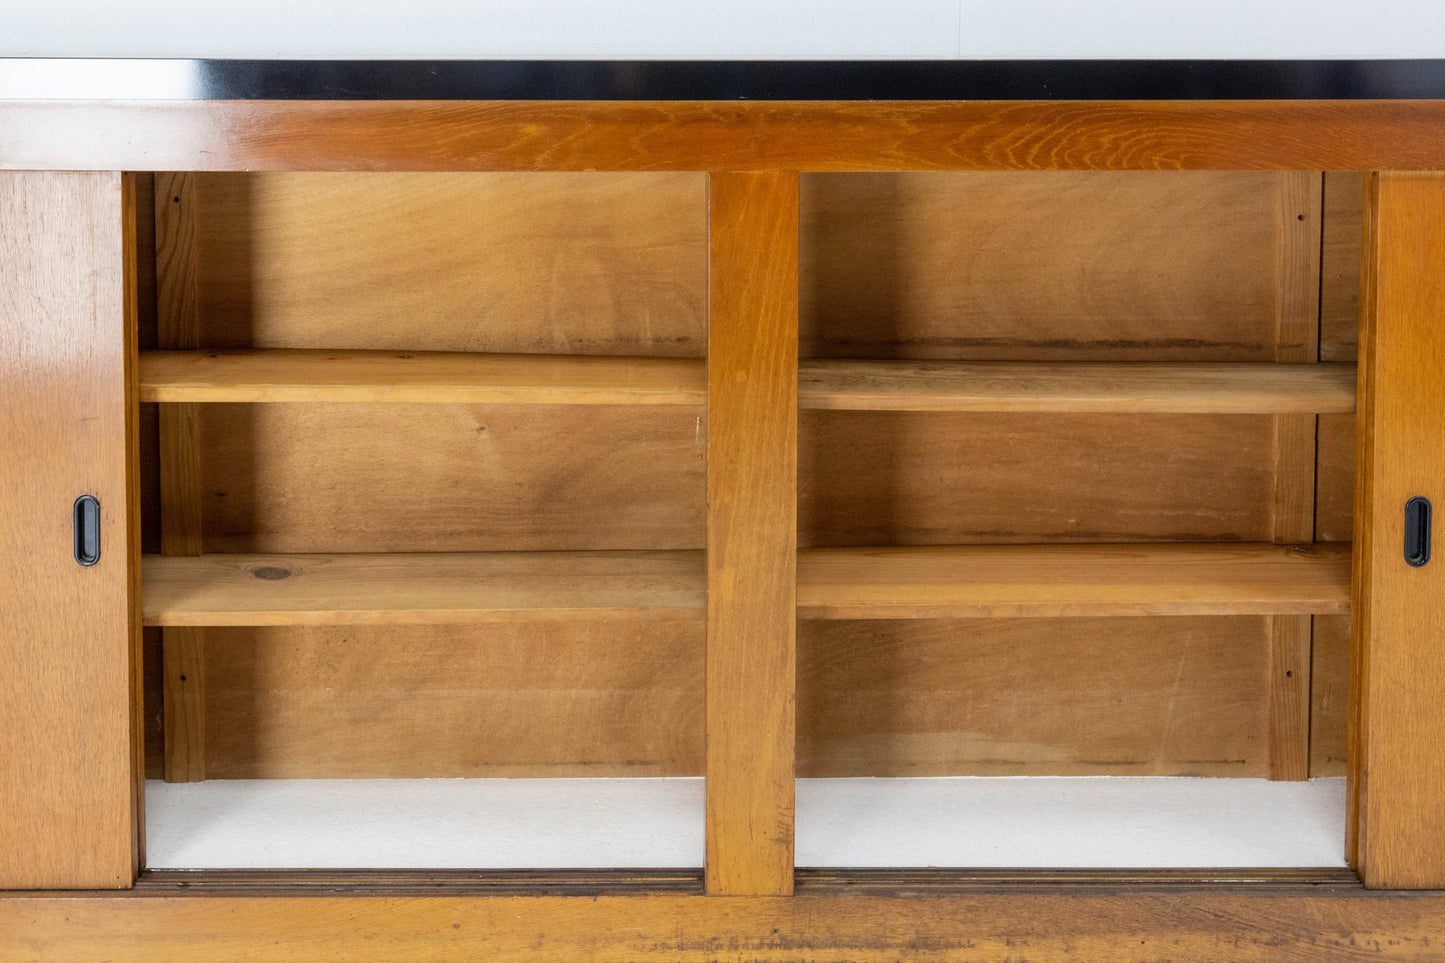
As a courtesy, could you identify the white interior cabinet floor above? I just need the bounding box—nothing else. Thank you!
[145,776,1347,870]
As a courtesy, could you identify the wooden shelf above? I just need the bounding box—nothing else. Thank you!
[146,543,1350,626]
[142,551,706,626]
[140,352,1356,414]
[138,350,705,406]
[796,543,1352,619]
[798,360,1357,413]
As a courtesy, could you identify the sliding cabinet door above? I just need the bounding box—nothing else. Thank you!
[1354,171,1445,888]
[0,171,141,888]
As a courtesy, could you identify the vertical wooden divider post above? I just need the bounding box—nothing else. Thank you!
[1268,171,1324,780]
[1353,171,1445,888]
[705,171,800,896]
[154,172,207,782]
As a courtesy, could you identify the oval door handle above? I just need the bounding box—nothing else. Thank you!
[73,494,100,566]
[1405,496,1432,568]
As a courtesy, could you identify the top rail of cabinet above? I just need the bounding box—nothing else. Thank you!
[6,59,1445,171]
[5,59,1445,101]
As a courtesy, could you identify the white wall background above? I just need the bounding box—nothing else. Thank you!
[4,0,1445,59]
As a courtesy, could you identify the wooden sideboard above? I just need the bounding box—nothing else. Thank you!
[4,58,1445,960]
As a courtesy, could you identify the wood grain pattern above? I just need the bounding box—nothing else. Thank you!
[801,172,1311,363]
[194,403,704,554]
[1265,173,1323,781]
[1313,174,1361,781]
[801,413,1289,547]
[796,544,1351,620]
[189,618,1273,780]
[1267,614,1313,780]
[8,888,1445,961]
[1312,615,1352,778]
[199,624,703,779]
[154,172,209,783]
[799,360,1355,412]
[120,175,147,869]
[0,171,138,888]
[8,99,1445,172]
[705,171,798,896]
[1268,412,1318,780]
[142,352,1358,412]
[1349,172,1381,870]
[167,171,705,356]
[1322,171,1367,362]
[143,552,705,626]
[1353,172,1445,889]
[1318,414,1359,543]
[798,616,1272,777]
[140,350,705,405]
[161,629,205,782]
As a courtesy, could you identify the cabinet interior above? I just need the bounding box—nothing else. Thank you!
[133,170,1362,869]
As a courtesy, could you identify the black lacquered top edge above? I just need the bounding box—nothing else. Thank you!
[4,58,1445,101]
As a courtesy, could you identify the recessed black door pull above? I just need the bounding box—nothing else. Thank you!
[1405,496,1431,568]
[73,495,100,567]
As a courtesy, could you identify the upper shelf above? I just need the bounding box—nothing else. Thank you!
[139,350,705,406]
[140,350,1356,414]
[801,360,1356,414]
[797,543,1352,620]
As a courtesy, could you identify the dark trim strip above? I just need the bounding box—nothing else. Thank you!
[137,868,705,897]
[5,58,1445,101]
[130,866,1358,898]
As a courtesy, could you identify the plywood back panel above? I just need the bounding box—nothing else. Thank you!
[171,172,706,355]
[799,617,1269,777]
[201,625,703,778]
[193,617,1274,780]
[800,171,1316,361]
[196,403,704,554]
[801,412,1282,547]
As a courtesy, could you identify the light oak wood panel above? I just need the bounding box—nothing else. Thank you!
[154,172,210,783]
[1322,171,1366,362]
[192,617,1279,780]
[194,403,705,554]
[798,617,1270,777]
[1316,171,1362,561]
[1266,174,1322,782]
[143,352,1359,413]
[13,887,1445,961]
[800,360,1355,413]
[1353,172,1445,889]
[1267,613,1313,780]
[143,552,705,626]
[800,413,1287,547]
[800,172,1318,362]
[1267,402,1317,781]
[141,350,705,405]
[200,624,703,779]
[1318,414,1359,544]
[0,171,139,889]
[1312,615,1352,778]
[705,171,799,897]
[797,544,1350,620]
[163,171,705,355]
[11,99,1445,171]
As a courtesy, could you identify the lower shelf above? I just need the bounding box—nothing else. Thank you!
[141,543,1351,625]
[145,776,1346,870]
